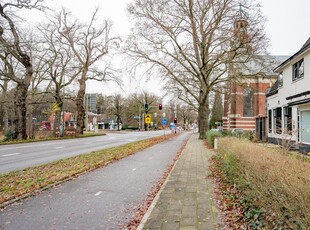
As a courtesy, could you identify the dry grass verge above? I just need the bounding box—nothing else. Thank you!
[0,133,176,206]
[212,137,310,229]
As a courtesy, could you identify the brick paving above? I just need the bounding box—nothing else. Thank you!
[137,133,223,230]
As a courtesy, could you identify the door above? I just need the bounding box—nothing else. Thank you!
[301,110,310,144]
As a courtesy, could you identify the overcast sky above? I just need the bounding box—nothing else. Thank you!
[20,0,310,95]
[260,0,310,55]
[35,0,310,55]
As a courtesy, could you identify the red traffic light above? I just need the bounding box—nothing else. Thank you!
[173,117,177,124]
[159,104,162,110]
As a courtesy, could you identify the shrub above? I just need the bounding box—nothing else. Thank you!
[122,126,139,131]
[221,130,232,137]
[205,130,222,148]
[241,131,254,141]
[3,130,17,142]
[216,137,310,229]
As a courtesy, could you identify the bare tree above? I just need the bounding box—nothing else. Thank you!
[110,94,124,131]
[0,0,44,139]
[177,103,197,129]
[37,21,82,135]
[133,91,161,130]
[55,8,121,134]
[125,0,268,138]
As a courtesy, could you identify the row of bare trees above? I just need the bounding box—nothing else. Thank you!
[125,0,269,138]
[0,0,120,139]
[1,0,270,140]
[96,92,198,131]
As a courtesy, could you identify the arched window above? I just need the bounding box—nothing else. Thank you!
[243,88,253,117]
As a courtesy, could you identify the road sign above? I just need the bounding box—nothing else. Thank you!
[145,114,152,124]
[161,118,167,125]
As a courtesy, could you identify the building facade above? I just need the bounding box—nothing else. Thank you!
[222,9,286,139]
[266,37,310,153]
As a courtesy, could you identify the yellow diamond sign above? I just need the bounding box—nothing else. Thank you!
[145,114,152,124]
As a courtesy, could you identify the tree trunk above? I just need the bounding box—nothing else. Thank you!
[198,98,210,139]
[53,93,63,137]
[76,78,86,135]
[27,98,34,139]
[14,82,29,140]
[0,80,9,132]
[117,115,121,131]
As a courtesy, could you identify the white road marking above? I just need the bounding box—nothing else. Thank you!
[2,153,21,157]
[0,139,84,151]
[95,191,102,196]
[132,168,136,171]
[54,146,65,149]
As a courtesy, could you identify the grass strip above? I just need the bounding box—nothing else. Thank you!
[212,137,310,229]
[0,132,105,145]
[0,133,176,206]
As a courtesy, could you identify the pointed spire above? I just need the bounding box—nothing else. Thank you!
[236,2,248,20]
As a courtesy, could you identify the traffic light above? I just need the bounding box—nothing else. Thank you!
[144,103,149,111]
[173,117,177,124]
[159,103,162,110]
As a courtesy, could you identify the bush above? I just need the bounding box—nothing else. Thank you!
[241,131,255,141]
[221,130,232,137]
[122,126,139,131]
[205,130,222,148]
[216,137,310,229]
[3,129,17,142]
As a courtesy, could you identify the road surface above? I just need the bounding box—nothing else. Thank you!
[0,131,167,174]
[0,132,191,229]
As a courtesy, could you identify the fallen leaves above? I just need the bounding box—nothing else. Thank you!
[124,134,190,229]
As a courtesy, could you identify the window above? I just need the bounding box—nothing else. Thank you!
[292,59,304,81]
[243,88,253,117]
[274,107,282,134]
[268,109,272,133]
[278,72,283,88]
[284,106,292,134]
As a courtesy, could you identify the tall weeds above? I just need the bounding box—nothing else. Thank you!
[217,137,310,229]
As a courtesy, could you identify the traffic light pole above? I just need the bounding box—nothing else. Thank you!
[138,103,178,132]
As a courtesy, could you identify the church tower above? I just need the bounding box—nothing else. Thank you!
[222,3,278,138]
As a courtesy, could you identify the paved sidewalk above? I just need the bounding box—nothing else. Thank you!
[138,133,223,230]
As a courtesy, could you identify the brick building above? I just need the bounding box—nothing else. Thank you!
[222,7,287,140]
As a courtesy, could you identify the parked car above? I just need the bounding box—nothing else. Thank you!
[231,128,244,135]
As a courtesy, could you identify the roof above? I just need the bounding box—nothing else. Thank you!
[237,55,289,77]
[265,79,278,97]
[266,37,310,97]
[48,112,72,123]
[274,37,310,72]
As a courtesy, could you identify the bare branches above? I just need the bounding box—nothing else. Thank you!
[125,0,268,138]
[2,0,44,10]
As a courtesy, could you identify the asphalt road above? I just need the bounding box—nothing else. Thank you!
[0,132,191,229]
[0,130,167,174]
